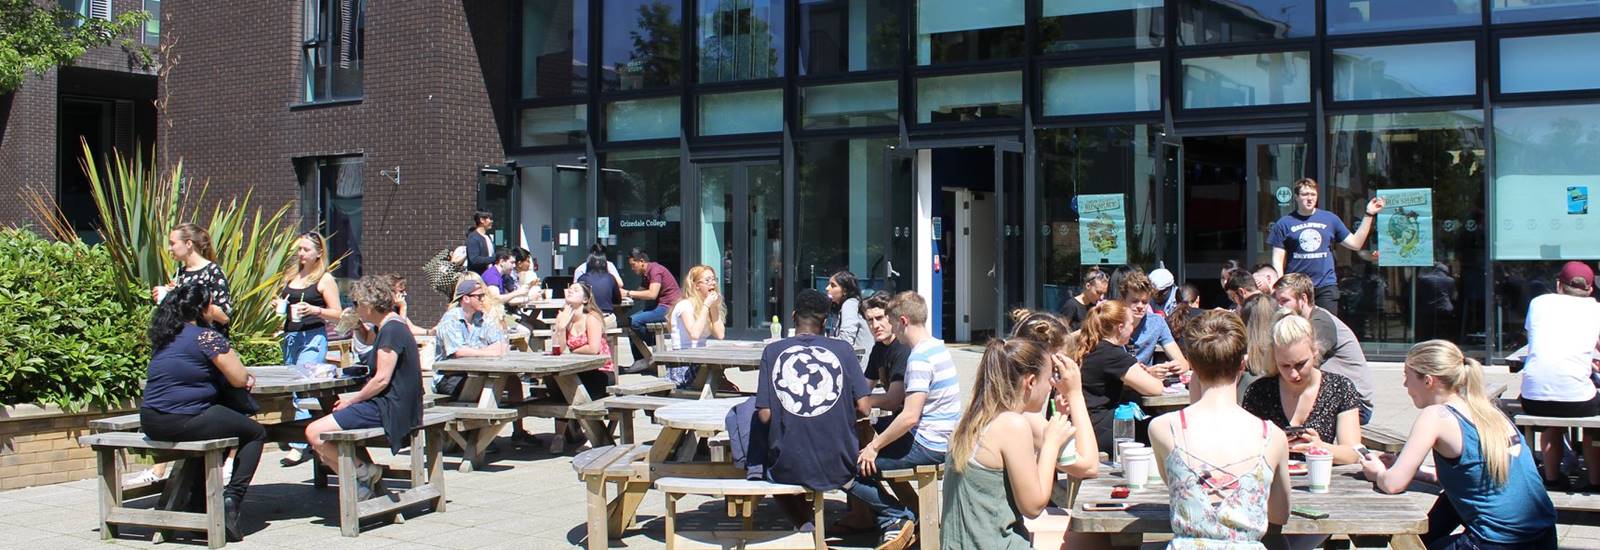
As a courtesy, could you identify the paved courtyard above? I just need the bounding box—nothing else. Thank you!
[2,346,1598,549]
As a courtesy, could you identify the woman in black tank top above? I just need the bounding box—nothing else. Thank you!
[275,232,343,366]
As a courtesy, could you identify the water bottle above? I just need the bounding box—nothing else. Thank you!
[770,315,782,340]
[1112,404,1137,468]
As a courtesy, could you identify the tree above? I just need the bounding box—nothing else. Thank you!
[0,0,149,93]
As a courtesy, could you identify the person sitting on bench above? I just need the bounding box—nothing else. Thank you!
[1519,261,1600,490]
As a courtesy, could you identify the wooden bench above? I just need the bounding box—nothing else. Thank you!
[655,477,825,550]
[572,443,653,549]
[1362,425,1408,453]
[607,376,676,397]
[78,432,238,548]
[587,394,695,444]
[318,411,452,537]
[1513,413,1600,511]
[881,463,946,550]
[430,405,519,472]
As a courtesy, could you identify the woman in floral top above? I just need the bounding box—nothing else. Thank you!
[152,223,233,332]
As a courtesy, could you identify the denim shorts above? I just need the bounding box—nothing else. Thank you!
[331,400,382,431]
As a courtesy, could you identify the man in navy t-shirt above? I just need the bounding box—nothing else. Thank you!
[756,288,871,529]
[1269,177,1385,315]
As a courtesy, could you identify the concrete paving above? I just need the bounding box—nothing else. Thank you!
[2,345,1598,549]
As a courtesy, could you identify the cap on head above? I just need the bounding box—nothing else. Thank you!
[1560,261,1595,291]
[1149,268,1175,291]
[454,279,483,302]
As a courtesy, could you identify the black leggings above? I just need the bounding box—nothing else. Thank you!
[141,405,267,501]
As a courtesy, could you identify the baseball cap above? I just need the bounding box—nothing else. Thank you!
[1149,268,1175,291]
[454,279,484,302]
[1559,261,1595,290]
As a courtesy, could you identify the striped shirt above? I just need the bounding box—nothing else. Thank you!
[906,338,962,453]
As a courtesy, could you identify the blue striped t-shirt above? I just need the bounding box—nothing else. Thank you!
[906,338,962,453]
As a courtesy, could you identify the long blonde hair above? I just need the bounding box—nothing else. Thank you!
[282,231,328,288]
[949,338,1049,472]
[1265,312,1320,378]
[1407,340,1516,486]
[681,265,725,324]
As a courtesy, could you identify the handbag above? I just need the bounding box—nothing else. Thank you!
[216,384,260,415]
[423,248,466,297]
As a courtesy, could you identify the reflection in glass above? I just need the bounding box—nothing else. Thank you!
[917,71,1023,123]
[797,0,901,75]
[1042,62,1161,116]
[801,80,898,129]
[1493,104,1600,260]
[1326,110,1485,352]
[1327,0,1479,34]
[796,139,904,293]
[522,0,588,99]
[1182,52,1309,109]
[1039,0,1165,52]
[1493,0,1600,23]
[606,97,681,141]
[916,0,1025,64]
[1332,42,1475,101]
[748,164,783,331]
[601,149,682,285]
[1501,33,1600,94]
[697,0,783,82]
[601,0,683,91]
[699,165,735,304]
[1177,0,1314,44]
[1034,125,1163,311]
[520,105,588,147]
[699,89,783,135]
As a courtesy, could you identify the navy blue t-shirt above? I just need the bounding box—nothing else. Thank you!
[754,333,871,491]
[143,324,232,415]
[1268,209,1352,288]
[578,271,622,314]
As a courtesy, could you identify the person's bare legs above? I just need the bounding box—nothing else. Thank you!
[1541,427,1566,482]
[305,415,346,474]
[1585,429,1600,486]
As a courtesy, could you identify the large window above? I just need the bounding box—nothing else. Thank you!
[698,89,783,135]
[1182,52,1309,109]
[801,80,899,128]
[697,0,784,82]
[1178,0,1314,44]
[1332,42,1475,101]
[917,71,1023,123]
[1039,0,1165,52]
[302,0,365,102]
[916,0,1024,65]
[606,96,681,141]
[523,0,588,99]
[298,157,365,280]
[1500,33,1600,94]
[1326,111,1485,352]
[602,0,683,91]
[1042,61,1161,116]
[795,138,906,292]
[1035,125,1165,310]
[521,105,588,147]
[1493,104,1600,260]
[601,150,682,284]
[1492,0,1600,23]
[797,0,901,75]
[1327,0,1479,34]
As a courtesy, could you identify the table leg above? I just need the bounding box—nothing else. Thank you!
[555,374,614,448]
[312,394,339,489]
[689,367,713,400]
[585,475,609,550]
[649,427,685,463]
[608,480,649,536]
[916,471,941,550]
[460,427,498,473]
[461,374,490,408]
[1388,534,1426,550]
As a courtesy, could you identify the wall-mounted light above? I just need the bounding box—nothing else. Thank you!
[379,166,400,186]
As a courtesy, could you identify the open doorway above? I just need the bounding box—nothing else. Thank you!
[928,144,1023,343]
[1179,134,1307,306]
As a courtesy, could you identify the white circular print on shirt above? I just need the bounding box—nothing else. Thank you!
[771,344,844,418]
[1297,228,1323,253]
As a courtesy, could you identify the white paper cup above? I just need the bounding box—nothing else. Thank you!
[1057,438,1078,467]
[275,299,288,316]
[1306,454,1333,494]
[154,286,170,304]
[1124,448,1154,490]
[1116,440,1142,470]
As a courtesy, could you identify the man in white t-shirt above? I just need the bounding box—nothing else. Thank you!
[1521,261,1600,489]
[845,291,961,550]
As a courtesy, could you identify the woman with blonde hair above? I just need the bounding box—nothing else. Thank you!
[941,338,1077,549]
[152,223,232,329]
[665,265,726,388]
[273,232,343,466]
[1074,300,1165,454]
[1359,340,1556,549]
[1242,315,1363,465]
[1009,309,1098,479]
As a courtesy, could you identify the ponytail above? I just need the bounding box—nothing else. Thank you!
[1406,340,1516,486]
[1074,300,1129,363]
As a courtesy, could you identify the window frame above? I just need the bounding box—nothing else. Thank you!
[300,0,366,105]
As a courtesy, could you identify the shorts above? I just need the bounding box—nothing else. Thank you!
[331,400,383,430]
[1520,393,1600,418]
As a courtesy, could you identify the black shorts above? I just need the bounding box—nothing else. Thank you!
[331,400,383,430]
[1520,393,1600,418]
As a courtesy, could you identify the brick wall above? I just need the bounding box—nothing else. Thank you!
[161,0,510,322]
[0,405,134,490]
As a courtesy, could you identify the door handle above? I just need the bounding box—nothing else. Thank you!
[887,260,901,279]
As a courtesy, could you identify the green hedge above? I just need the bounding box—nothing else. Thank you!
[0,228,151,411]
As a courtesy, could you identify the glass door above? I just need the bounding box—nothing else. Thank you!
[1246,137,1309,266]
[696,160,783,338]
[995,142,1025,333]
[883,148,918,294]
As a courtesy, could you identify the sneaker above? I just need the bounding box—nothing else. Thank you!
[355,462,384,500]
[129,469,162,486]
[279,448,309,467]
[875,520,916,550]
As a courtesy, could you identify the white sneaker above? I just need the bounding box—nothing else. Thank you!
[128,469,162,485]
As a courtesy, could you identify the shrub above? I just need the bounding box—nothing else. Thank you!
[0,228,151,410]
[233,337,282,366]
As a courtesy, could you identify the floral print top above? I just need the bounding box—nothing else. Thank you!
[1165,412,1273,550]
[174,262,233,331]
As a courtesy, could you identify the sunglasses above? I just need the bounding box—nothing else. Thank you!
[464,292,485,300]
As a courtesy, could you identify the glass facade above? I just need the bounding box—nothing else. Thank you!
[507,2,1600,359]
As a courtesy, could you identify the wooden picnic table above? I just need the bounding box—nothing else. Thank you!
[588,398,747,543]
[1071,464,1435,549]
[247,366,364,486]
[433,351,611,468]
[1141,390,1189,415]
[650,341,768,398]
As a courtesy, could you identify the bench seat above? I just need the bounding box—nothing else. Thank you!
[880,463,946,549]
[426,406,518,473]
[88,414,143,433]
[319,411,451,537]
[607,377,677,397]
[574,444,654,549]
[78,433,239,548]
[656,477,824,550]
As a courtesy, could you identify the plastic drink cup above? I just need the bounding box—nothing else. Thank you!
[289,301,303,323]
[1115,439,1140,469]
[274,299,288,316]
[155,286,171,305]
[1057,438,1078,467]
[549,341,563,356]
[1123,448,1154,490]
[1306,451,1333,494]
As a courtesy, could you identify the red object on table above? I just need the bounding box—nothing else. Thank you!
[1110,486,1130,499]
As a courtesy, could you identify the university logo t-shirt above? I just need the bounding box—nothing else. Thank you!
[755,334,870,491]
[1268,210,1351,288]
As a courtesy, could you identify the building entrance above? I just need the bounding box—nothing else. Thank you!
[1177,134,1307,304]
[928,143,1024,343]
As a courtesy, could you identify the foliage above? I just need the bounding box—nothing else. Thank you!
[77,142,302,339]
[0,0,151,93]
[0,228,150,410]
[233,337,282,367]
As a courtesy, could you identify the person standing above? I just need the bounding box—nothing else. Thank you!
[152,223,232,331]
[273,232,343,467]
[1060,267,1108,331]
[1519,261,1600,490]
[625,248,682,348]
[1269,178,1384,315]
[465,211,495,274]
[826,271,872,351]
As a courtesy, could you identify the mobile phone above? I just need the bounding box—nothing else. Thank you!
[1291,506,1329,520]
[1353,445,1374,459]
[1083,501,1133,512]
[1284,425,1309,438]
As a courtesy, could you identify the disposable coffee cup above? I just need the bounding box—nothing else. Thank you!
[289,303,303,323]
[154,286,171,304]
[1057,438,1078,467]
[1124,448,1154,490]
[1116,440,1141,470]
[1306,453,1333,494]
[275,299,288,317]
